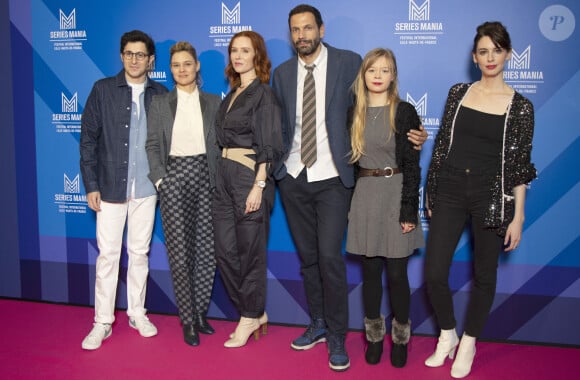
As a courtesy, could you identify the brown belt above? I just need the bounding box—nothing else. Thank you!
[358,167,401,178]
[222,147,256,171]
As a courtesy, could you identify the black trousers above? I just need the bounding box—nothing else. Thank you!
[278,170,352,336]
[425,165,503,338]
[363,256,410,324]
[213,157,274,318]
[159,155,216,325]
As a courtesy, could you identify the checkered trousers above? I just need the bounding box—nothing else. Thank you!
[159,155,216,325]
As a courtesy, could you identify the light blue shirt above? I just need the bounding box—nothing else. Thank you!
[127,86,156,199]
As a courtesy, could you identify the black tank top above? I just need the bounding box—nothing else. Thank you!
[446,105,506,171]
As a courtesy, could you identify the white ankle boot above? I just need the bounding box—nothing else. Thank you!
[451,334,476,378]
[425,328,459,367]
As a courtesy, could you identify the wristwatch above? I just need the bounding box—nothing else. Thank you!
[254,180,266,189]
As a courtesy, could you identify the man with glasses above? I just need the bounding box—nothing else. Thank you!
[80,30,167,350]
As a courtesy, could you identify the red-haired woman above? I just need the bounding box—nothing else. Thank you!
[213,31,283,348]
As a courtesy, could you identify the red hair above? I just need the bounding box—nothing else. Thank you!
[225,31,271,87]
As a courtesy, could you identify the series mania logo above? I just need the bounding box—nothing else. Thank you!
[49,9,87,51]
[395,0,444,45]
[209,2,253,47]
[147,60,167,82]
[503,45,544,94]
[406,92,439,139]
[52,92,82,133]
[55,173,87,214]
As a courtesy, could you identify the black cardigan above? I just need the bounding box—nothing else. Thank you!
[394,101,422,224]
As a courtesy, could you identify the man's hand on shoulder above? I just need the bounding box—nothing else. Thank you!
[407,125,428,151]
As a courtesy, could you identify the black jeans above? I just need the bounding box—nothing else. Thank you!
[278,171,352,336]
[363,256,410,324]
[425,165,502,338]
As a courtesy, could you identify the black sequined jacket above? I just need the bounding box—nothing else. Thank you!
[426,83,537,236]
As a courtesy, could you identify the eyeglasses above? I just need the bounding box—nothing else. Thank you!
[122,51,149,61]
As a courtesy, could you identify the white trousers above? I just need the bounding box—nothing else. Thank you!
[94,195,156,324]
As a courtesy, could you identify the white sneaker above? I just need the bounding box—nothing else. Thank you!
[129,316,158,337]
[81,323,112,350]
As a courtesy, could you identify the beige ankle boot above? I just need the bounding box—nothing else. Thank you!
[224,317,260,348]
[229,312,267,339]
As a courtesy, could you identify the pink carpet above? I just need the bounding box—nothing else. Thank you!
[0,299,578,379]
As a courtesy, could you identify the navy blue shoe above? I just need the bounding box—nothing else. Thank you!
[327,334,350,372]
[291,318,327,350]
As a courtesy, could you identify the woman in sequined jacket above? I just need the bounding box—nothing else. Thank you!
[426,83,536,236]
[423,22,536,379]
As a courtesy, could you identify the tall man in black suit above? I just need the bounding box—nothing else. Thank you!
[272,4,427,372]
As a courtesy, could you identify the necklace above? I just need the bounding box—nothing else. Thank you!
[369,107,383,122]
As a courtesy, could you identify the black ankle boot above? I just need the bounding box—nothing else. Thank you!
[390,318,411,368]
[391,343,407,367]
[183,323,200,346]
[366,340,384,364]
[194,313,215,335]
[364,316,386,365]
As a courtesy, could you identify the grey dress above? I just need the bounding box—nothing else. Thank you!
[346,106,424,258]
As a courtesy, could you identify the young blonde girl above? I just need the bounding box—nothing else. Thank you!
[346,48,424,367]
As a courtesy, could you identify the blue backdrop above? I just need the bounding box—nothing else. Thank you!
[3,0,579,346]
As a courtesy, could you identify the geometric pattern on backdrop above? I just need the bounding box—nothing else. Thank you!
[4,0,580,346]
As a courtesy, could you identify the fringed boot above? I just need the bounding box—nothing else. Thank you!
[364,316,386,364]
[391,319,411,368]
